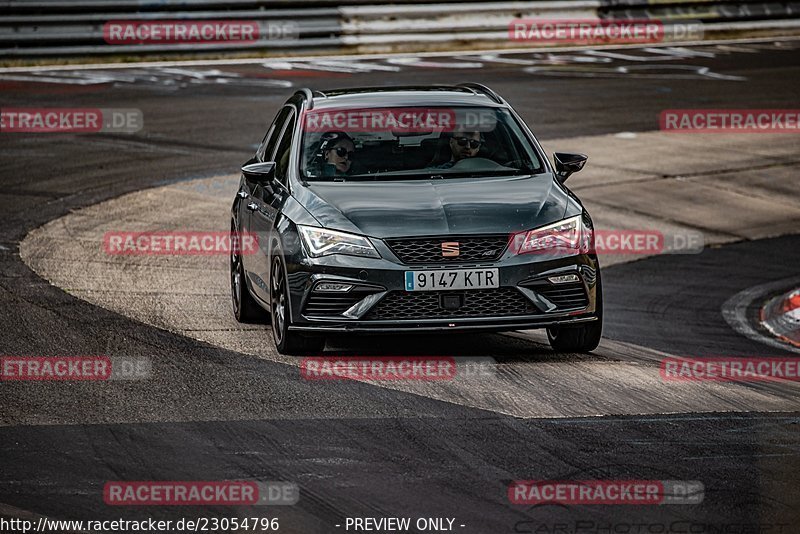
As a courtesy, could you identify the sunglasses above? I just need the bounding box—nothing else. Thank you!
[330,147,355,159]
[453,136,481,149]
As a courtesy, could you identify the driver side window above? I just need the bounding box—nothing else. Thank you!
[257,107,292,162]
[273,113,297,186]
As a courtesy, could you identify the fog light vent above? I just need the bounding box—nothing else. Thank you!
[548,274,580,284]
[314,282,353,293]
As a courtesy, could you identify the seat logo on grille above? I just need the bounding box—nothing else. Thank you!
[441,241,460,257]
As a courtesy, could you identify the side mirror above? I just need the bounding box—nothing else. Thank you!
[242,162,276,184]
[553,152,587,182]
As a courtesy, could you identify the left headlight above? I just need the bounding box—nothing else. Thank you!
[512,215,592,256]
[298,225,381,259]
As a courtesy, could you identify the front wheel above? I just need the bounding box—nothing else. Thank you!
[270,255,326,355]
[547,275,603,353]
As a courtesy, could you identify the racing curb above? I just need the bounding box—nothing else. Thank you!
[761,288,800,348]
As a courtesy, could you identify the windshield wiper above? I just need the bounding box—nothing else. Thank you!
[343,172,442,181]
[435,169,532,178]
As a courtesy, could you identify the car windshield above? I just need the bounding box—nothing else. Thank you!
[300,106,544,181]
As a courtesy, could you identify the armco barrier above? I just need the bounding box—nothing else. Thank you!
[0,7,343,56]
[1,0,799,59]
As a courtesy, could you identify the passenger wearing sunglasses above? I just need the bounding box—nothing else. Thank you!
[315,131,356,177]
[429,129,483,169]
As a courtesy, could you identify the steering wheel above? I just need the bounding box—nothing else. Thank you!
[450,157,503,170]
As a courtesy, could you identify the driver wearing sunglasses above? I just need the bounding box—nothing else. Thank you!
[317,131,356,176]
[431,129,483,169]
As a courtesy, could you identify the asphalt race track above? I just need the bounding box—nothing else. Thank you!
[2,40,800,533]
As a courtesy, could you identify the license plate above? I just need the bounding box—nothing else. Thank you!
[404,268,499,291]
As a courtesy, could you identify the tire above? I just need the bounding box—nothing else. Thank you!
[547,274,603,353]
[270,254,326,355]
[230,221,266,323]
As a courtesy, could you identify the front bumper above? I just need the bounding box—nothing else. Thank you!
[289,315,598,334]
[284,239,601,334]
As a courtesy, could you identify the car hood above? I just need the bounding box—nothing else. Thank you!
[295,174,570,238]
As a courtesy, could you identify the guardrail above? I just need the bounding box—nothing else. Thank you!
[2,0,799,59]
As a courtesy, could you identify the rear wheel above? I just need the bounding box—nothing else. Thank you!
[230,222,266,323]
[270,255,325,355]
[547,275,603,353]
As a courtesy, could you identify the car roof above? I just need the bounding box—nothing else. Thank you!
[296,85,508,110]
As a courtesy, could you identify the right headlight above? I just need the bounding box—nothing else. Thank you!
[298,225,380,259]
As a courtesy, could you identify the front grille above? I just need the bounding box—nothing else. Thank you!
[385,235,509,264]
[365,287,537,320]
[303,287,380,317]
[535,282,589,310]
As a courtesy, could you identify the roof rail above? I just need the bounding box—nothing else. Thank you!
[295,88,315,110]
[456,83,503,104]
